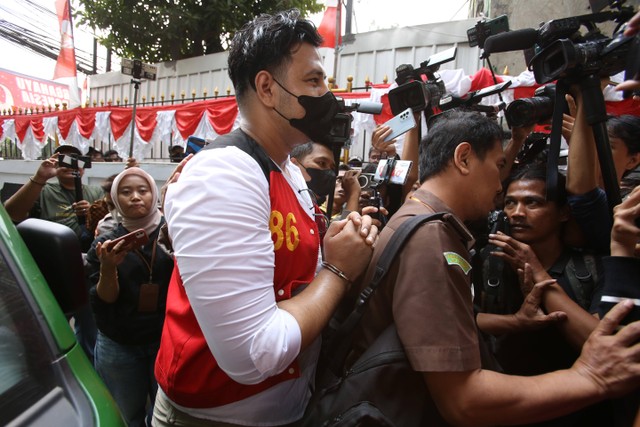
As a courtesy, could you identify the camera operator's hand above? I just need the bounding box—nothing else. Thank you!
[571,299,640,399]
[611,185,640,258]
[624,10,640,37]
[361,204,389,229]
[371,125,398,158]
[72,200,91,217]
[125,157,140,169]
[488,231,550,293]
[34,153,60,183]
[562,94,577,143]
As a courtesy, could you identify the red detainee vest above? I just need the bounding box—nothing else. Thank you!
[155,134,320,408]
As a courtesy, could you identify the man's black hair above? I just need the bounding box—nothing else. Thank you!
[419,110,503,182]
[505,161,567,207]
[608,114,640,155]
[227,9,323,106]
[290,141,314,161]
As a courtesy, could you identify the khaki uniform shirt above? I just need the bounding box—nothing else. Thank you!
[349,188,480,425]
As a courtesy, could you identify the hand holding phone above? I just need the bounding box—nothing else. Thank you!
[106,229,149,253]
[382,108,416,142]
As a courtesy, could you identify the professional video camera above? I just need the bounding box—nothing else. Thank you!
[387,47,457,116]
[482,1,637,84]
[326,98,383,148]
[483,0,637,211]
[360,158,413,224]
[439,80,512,114]
[504,84,557,128]
[467,15,510,49]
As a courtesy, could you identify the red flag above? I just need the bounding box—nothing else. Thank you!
[318,1,341,49]
[53,0,81,107]
[54,0,77,79]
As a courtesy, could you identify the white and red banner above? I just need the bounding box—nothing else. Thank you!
[0,68,74,112]
[1,68,638,160]
[53,0,81,108]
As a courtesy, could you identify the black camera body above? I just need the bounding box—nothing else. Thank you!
[505,84,557,128]
[388,47,456,116]
[467,15,510,49]
[529,5,636,84]
[324,99,383,148]
[358,173,376,190]
[59,154,92,170]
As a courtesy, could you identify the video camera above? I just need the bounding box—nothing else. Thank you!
[360,158,413,224]
[482,1,637,85]
[326,98,383,148]
[439,80,512,114]
[59,154,92,170]
[467,15,510,49]
[505,84,557,128]
[388,47,457,116]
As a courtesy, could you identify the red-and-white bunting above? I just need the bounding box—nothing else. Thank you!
[1,68,638,160]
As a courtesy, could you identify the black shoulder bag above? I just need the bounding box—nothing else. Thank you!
[299,213,447,427]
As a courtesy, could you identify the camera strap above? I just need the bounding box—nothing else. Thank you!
[545,80,568,203]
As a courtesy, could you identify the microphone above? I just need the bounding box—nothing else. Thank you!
[352,100,383,114]
[483,28,539,55]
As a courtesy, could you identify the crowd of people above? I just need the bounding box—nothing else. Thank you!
[3,7,640,427]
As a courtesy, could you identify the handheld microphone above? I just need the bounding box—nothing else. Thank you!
[483,28,539,56]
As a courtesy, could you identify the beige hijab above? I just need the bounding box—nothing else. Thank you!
[110,167,162,236]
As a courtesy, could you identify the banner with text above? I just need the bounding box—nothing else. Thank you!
[0,68,76,112]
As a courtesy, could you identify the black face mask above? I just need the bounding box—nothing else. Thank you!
[304,166,336,197]
[273,78,339,145]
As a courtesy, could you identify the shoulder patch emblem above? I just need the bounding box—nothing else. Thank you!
[443,251,472,275]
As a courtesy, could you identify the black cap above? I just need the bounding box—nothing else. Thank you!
[54,145,82,156]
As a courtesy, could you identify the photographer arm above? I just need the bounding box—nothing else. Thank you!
[426,300,640,427]
[341,170,362,215]
[400,115,421,198]
[501,124,534,182]
[566,90,600,195]
[4,155,58,222]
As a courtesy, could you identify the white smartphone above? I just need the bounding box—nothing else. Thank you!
[374,159,413,186]
[382,107,416,142]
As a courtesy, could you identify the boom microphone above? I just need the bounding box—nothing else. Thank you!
[352,100,383,114]
[483,28,539,55]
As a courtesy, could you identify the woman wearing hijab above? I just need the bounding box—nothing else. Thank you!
[86,167,173,427]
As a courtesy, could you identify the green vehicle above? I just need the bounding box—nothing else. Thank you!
[0,204,125,426]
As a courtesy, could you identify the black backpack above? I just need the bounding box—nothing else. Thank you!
[298,213,447,427]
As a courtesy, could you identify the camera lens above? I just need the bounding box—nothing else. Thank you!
[358,174,370,188]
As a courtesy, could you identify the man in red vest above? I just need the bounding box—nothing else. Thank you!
[153,9,378,426]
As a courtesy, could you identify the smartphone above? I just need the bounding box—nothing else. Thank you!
[374,159,413,186]
[108,229,149,251]
[382,108,416,142]
[186,136,210,155]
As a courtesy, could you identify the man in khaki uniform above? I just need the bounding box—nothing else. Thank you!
[351,110,640,426]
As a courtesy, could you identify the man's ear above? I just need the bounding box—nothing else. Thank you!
[453,142,472,175]
[625,152,640,172]
[254,70,277,108]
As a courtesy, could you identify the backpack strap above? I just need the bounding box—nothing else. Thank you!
[549,250,597,311]
[202,129,274,182]
[326,212,448,374]
[566,253,597,311]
